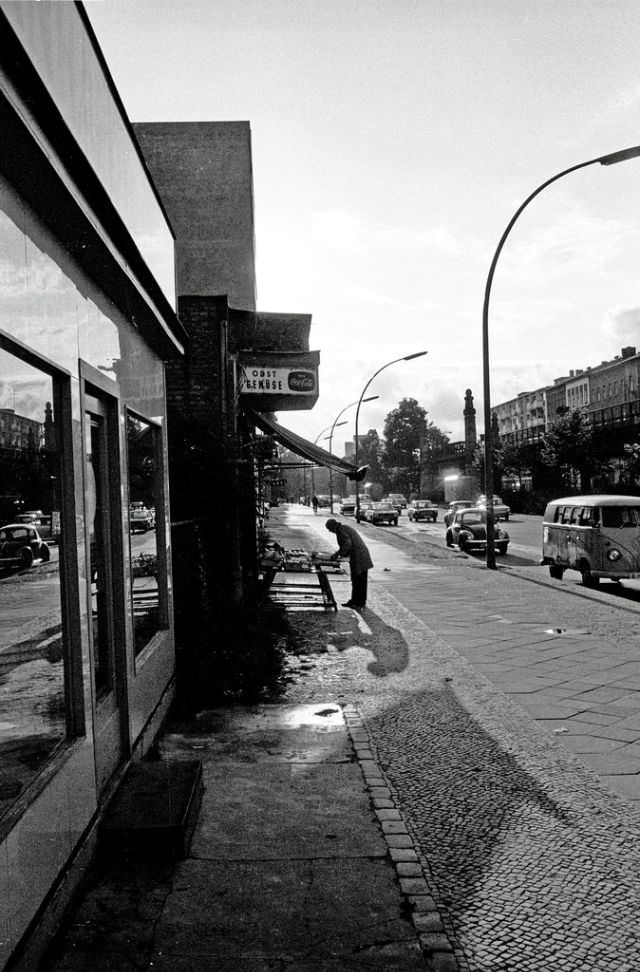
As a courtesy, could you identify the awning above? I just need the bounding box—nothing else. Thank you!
[244,407,367,481]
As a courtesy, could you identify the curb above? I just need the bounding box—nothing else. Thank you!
[342,704,463,972]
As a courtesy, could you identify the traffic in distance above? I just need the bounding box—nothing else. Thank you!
[324,492,640,598]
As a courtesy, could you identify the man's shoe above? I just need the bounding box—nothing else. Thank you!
[341,601,354,607]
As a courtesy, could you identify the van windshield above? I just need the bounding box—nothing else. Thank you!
[601,506,640,528]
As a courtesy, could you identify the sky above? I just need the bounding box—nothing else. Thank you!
[86,0,640,451]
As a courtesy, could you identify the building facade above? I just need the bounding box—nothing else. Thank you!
[0,6,186,968]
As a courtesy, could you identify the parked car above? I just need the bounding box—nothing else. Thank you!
[445,507,509,555]
[443,500,473,527]
[363,502,399,526]
[476,494,511,521]
[407,499,438,522]
[316,494,331,508]
[359,499,375,519]
[386,493,407,512]
[0,523,51,569]
[541,494,640,586]
[15,510,55,540]
[339,496,357,516]
[129,503,155,533]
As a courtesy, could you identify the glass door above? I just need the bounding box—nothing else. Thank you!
[84,391,125,791]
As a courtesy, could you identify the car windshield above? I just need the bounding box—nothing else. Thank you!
[459,511,485,526]
[0,527,30,541]
[601,506,640,528]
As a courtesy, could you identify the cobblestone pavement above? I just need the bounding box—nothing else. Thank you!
[273,505,640,972]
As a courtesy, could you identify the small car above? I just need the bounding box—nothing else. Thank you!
[407,500,438,522]
[359,499,375,519]
[364,502,399,526]
[339,496,357,516]
[445,507,509,555]
[385,493,407,512]
[0,523,51,569]
[443,500,473,527]
[476,494,511,521]
[129,503,155,533]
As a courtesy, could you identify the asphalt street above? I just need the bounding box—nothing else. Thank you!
[277,503,640,971]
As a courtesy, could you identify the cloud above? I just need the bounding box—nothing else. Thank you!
[502,207,638,280]
[602,305,640,348]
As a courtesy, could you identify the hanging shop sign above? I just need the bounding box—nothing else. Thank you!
[240,366,316,395]
[237,351,319,411]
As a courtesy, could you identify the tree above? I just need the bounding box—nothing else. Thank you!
[540,408,595,491]
[357,429,384,485]
[382,398,428,494]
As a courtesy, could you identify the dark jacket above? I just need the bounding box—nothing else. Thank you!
[334,523,373,574]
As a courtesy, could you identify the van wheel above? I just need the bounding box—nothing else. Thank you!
[580,563,599,588]
[549,565,564,580]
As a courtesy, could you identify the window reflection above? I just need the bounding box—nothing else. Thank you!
[127,413,164,653]
[0,347,65,819]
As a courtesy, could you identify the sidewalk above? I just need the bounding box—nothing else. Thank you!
[41,504,640,971]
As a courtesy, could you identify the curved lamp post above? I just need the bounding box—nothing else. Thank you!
[354,352,428,521]
[327,400,378,513]
[483,145,640,569]
[311,421,347,501]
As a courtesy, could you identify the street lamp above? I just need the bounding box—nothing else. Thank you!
[311,421,347,499]
[354,352,428,521]
[327,400,378,512]
[482,145,640,569]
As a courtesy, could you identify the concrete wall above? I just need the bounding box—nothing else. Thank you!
[134,122,257,311]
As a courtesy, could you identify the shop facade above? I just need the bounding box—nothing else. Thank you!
[0,6,185,968]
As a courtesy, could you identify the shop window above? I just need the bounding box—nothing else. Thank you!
[126,413,166,654]
[0,346,67,821]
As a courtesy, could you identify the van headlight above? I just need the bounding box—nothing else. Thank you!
[607,549,622,561]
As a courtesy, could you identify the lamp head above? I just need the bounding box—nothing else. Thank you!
[599,145,640,166]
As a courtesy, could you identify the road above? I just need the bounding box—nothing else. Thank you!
[391,507,640,603]
[276,503,640,971]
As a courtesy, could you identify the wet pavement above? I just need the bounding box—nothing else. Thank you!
[41,503,640,971]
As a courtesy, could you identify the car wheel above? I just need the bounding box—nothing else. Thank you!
[393,518,398,526]
[40,543,51,563]
[504,513,510,522]
[445,531,454,547]
[549,564,564,580]
[458,535,468,552]
[580,562,599,588]
[21,547,34,569]
[497,542,508,555]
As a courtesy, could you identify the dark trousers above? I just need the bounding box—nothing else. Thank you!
[351,569,368,607]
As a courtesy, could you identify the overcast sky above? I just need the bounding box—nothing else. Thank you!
[87,0,640,449]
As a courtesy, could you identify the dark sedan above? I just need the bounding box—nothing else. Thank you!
[445,507,509,555]
[0,523,51,569]
[407,500,438,522]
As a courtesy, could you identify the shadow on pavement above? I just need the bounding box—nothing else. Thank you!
[369,680,573,940]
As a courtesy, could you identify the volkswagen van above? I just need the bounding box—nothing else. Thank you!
[541,494,640,586]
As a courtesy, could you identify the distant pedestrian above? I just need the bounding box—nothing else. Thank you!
[325,518,373,608]
[312,495,319,514]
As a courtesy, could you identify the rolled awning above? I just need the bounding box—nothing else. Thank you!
[244,407,367,481]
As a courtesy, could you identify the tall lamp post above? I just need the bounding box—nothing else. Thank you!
[354,352,428,522]
[311,421,347,500]
[482,145,640,569]
[327,398,379,513]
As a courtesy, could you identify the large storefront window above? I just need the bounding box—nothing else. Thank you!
[0,347,65,820]
[127,413,165,654]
